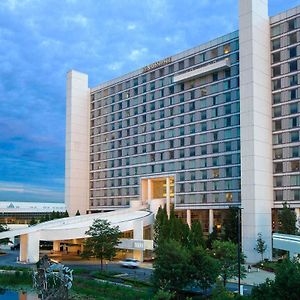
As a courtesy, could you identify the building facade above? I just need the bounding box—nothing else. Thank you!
[65,0,300,262]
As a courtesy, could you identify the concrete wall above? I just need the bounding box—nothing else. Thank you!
[239,0,273,262]
[65,70,90,216]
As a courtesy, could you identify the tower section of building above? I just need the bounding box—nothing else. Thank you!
[89,32,241,215]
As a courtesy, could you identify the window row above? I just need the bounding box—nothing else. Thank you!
[274,174,300,187]
[273,88,299,104]
[274,189,300,202]
[90,155,240,178]
[273,130,300,144]
[272,45,298,63]
[273,145,300,159]
[274,160,300,173]
[91,90,240,126]
[273,101,300,117]
[91,139,240,162]
[271,17,300,37]
[272,31,300,51]
[177,192,240,204]
[272,59,299,78]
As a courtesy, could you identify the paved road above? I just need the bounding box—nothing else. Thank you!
[0,250,152,281]
[0,250,267,296]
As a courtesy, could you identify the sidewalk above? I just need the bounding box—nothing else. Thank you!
[229,267,275,286]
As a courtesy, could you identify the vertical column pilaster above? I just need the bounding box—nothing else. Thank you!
[187,209,191,228]
[166,177,171,218]
[239,0,273,262]
[209,209,214,234]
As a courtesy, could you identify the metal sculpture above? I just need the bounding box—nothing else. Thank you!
[33,255,73,300]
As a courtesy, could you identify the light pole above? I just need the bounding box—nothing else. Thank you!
[237,206,241,294]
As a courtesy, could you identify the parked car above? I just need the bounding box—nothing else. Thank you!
[119,258,140,268]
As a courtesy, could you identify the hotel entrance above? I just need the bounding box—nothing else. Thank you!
[141,176,175,216]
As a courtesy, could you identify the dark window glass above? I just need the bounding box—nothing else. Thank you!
[273,65,281,77]
[178,61,184,70]
[272,39,281,50]
[289,32,297,44]
[288,18,296,31]
[272,51,281,63]
[273,93,281,104]
[289,60,298,72]
[289,47,297,58]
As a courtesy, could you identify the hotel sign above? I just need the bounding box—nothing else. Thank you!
[143,57,172,72]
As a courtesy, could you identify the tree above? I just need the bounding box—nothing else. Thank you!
[251,259,300,300]
[152,239,191,291]
[189,246,219,291]
[211,240,246,287]
[63,210,69,218]
[206,226,219,249]
[0,224,9,247]
[75,210,80,216]
[278,202,297,235]
[222,207,239,244]
[29,218,37,226]
[153,205,168,247]
[188,221,205,249]
[254,233,267,262]
[82,219,121,271]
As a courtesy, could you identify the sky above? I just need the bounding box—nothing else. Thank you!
[0,0,299,203]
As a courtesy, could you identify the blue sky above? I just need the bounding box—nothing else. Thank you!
[0,0,299,203]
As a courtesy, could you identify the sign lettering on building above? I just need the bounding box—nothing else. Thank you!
[143,57,172,72]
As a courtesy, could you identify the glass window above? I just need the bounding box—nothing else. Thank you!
[274,162,283,173]
[272,51,281,63]
[189,56,195,66]
[291,160,300,172]
[290,75,298,86]
[272,79,281,90]
[275,190,283,201]
[292,146,299,158]
[289,32,297,44]
[271,24,281,37]
[288,18,296,31]
[273,65,281,77]
[272,39,281,50]
[273,93,281,104]
[290,103,298,114]
[291,131,299,142]
[289,46,297,58]
[273,106,281,117]
[178,61,184,70]
[275,176,282,187]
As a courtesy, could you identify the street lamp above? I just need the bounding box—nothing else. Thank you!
[237,206,242,295]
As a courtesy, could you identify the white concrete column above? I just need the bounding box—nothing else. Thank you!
[133,220,144,261]
[166,177,171,218]
[209,209,214,233]
[295,208,300,230]
[147,179,152,201]
[20,232,40,263]
[187,209,191,228]
[53,241,60,252]
[65,70,90,216]
[239,0,273,262]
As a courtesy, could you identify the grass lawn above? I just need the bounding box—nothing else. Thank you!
[71,277,153,300]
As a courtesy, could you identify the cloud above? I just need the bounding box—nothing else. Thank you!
[0,0,31,11]
[127,23,136,30]
[0,182,64,200]
[63,14,89,28]
[107,61,123,71]
[128,47,148,61]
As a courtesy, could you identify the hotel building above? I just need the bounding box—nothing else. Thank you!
[65,0,300,262]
